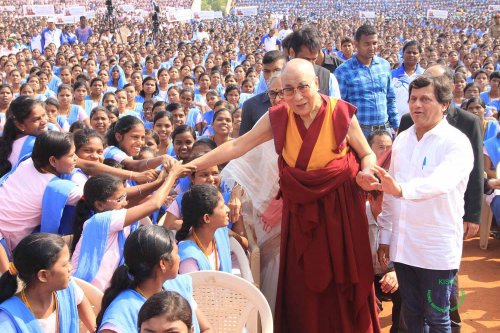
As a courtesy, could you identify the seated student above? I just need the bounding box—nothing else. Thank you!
[224,85,241,109]
[201,100,234,137]
[138,291,195,333]
[69,128,105,187]
[36,70,57,101]
[153,111,175,156]
[195,73,211,109]
[157,68,172,101]
[137,76,159,104]
[104,116,171,172]
[480,71,500,115]
[177,184,232,273]
[89,106,111,137]
[0,97,48,177]
[231,108,242,139]
[465,97,499,142]
[172,125,197,162]
[206,108,233,147]
[71,161,192,290]
[167,85,181,104]
[115,89,141,119]
[164,153,222,231]
[97,225,212,333]
[144,129,160,156]
[0,233,96,332]
[43,98,67,132]
[85,77,105,113]
[141,98,155,129]
[169,103,187,130]
[179,88,203,133]
[152,101,168,118]
[201,89,221,129]
[0,131,82,268]
[124,83,143,115]
[56,84,90,127]
[72,81,94,115]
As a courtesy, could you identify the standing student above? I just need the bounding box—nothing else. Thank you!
[177,184,232,273]
[0,97,47,176]
[0,233,96,332]
[71,161,193,291]
[97,225,212,333]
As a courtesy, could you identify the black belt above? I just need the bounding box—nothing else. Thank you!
[359,122,390,132]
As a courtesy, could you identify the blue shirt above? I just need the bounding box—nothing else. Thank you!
[335,55,398,128]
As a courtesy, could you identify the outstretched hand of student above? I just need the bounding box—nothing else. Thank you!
[134,169,159,183]
[372,165,402,197]
[169,161,196,179]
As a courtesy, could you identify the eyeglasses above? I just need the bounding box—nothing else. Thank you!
[268,89,284,99]
[107,193,127,204]
[281,80,314,97]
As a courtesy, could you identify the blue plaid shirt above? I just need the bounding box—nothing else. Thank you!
[335,55,398,129]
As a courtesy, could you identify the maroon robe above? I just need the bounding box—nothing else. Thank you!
[269,97,381,333]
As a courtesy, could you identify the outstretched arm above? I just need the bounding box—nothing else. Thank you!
[348,115,379,191]
[186,112,273,171]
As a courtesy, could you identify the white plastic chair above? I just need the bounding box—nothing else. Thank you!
[187,270,273,333]
[230,236,254,283]
[480,194,493,250]
[73,277,103,333]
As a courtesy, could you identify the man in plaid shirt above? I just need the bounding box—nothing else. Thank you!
[336,24,399,137]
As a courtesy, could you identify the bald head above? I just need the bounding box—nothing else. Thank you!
[424,64,454,82]
[280,58,322,117]
[282,58,316,83]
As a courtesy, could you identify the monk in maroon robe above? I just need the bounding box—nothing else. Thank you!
[187,59,381,332]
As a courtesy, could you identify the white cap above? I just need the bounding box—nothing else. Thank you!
[47,17,56,23]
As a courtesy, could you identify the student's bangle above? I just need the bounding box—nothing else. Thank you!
[138,185,143,196]
[129,170,133,181]
[145,159,150,169]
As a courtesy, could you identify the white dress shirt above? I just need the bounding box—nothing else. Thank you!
[378,119,473,270]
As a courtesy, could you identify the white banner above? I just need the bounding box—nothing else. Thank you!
[23,5,55,17]
[56,15,77,24]
[193,11,215,20]
[84,11,96,19]
[426,9,448,19]
[214,11,223,19]
[167,8,192,22]
[119,5,135,13]
[235,6,258,16]
[64,6,85,17]
[0,6,15,12]
[489,5,500,12]
[359,11,376,19]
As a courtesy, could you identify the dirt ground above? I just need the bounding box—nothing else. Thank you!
[379,237,500,332]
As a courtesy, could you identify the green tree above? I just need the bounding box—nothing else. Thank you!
[201,0,226,12]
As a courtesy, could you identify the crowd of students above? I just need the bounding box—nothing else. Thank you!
[0,0,498,331]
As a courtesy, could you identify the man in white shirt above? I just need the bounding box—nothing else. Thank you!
[375,75,474,332]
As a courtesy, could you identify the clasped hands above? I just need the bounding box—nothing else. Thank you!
[356,165,402,197]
